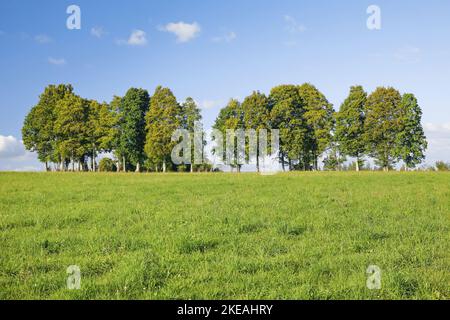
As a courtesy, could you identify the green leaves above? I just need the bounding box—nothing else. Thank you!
[145,86,182,171]
[22,83,428,172]
[299,83,335,165]
[364,87,403,170]
[335,86,367,167]
[395,93,427,168]
[118,88,150,168]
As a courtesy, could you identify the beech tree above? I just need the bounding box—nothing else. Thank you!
[22,84,73,171]
[145,86,182,172]
[298,83,335,170]
[54,92,89,171]
[117,88,150,172]
[335,86,367,171]
[86,100,118,172]
[242,91,270,172]
[396,93,427,169]
[213,99,245,172]
[180,97,203,172]
[269,85,309,171]
[364,87,403,171]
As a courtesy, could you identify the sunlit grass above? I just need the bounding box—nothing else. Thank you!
[0,172,448,299]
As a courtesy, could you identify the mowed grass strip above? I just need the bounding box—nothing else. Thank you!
[0,172,448,300]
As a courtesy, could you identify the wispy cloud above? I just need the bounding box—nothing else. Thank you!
[159,22,201,43]
[48,57,67,66]
[424,122,450,164]
[424,122,450,134]
[196,99,224,110]
[91,26,107,38]
[394,46,422,64]
[283,40,298,47]
[35,34,53,44]
[284,15,306,33]
[116,29,148,46]
[0,135,41,171]
[212,31,237,43]
[0,135,26,158]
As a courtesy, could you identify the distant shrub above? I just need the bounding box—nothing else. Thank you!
[99,158,117,172]
[435,161,450,171]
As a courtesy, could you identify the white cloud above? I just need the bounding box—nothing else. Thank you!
[424,123,450,164]
[424,122,450,133]
[196,99,224,110]
[0,135,25,158]
[0,135,42,171]
[394,46,421,64]
[35,34,52,44]
[116,29,148,46]
[48,57,67,66]
[91,26,107,38]
[212,31,237,43]
[159,22,201,43]
[283,40,298,47]
[284,15,306,33]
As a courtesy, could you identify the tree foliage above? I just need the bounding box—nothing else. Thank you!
[22,83,429,173]
[145,86,182,172]
[364,87,403,171]
[395,94,427,168]
[335,86,367,171]
[298,83,335,170]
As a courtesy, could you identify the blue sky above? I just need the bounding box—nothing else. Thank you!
[0,0,449,170]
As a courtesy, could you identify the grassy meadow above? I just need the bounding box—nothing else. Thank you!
[0,172,449,300]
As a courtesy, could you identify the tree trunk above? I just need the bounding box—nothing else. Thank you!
[281,154,285,172]
[123,156,126,172]
[190,164,194,173]
[356,157,360,172]
[256,156,260,173]
[135,162,140,173]
[92,148,96,172]
[163,161,166,173]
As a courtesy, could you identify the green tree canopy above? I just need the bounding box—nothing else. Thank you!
[180,97,204,171]
[54,92,89,170]
[145,86,182,172]
[396,93,427,168]
[22,84,73,170]
[364,87,403,171]
[335,85,367,171]
[269,85,309,170]
[213,99,245,171]
[242,91,271,171]
[298,83,335,170]
[118,88,150,172]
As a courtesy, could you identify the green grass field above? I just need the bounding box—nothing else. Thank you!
[0,172,448,300]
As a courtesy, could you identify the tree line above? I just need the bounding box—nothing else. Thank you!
[22,84,204,172]
[213,84,427,172]
[22,83,427,172]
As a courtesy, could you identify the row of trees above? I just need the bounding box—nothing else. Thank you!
[22,83,427,172]
[213,84,427,172]
[22,84,205,172]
